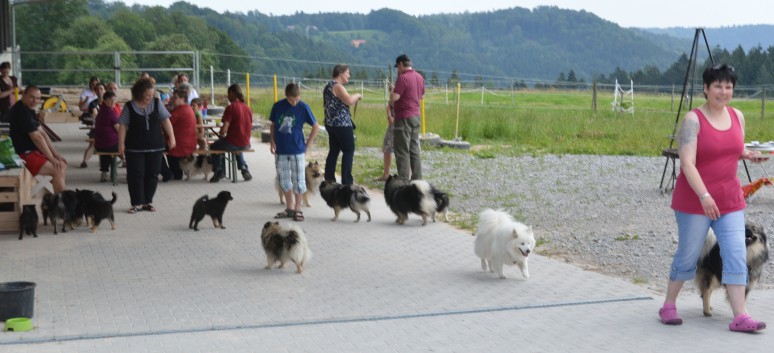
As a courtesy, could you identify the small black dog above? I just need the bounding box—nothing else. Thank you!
[318,180,371,222]
[46,190,78,234]
[18,204,39,240]
[75,189,117,232]
[41,194,51,226]
[189,191,233,231]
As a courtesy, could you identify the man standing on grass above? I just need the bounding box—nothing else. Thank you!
[391,54,425,180]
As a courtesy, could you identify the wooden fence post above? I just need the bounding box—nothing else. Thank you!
[762,87,766,119]
[592,82,597,112]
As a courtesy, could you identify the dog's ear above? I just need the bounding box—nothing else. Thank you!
[512,229,519,238]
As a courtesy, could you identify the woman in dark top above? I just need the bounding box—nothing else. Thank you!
[323,64,362,185]
[0,61,19,123]
[118,78,175,214]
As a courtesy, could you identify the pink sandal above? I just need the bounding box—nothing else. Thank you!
[659,304,683,325]
[729,314,766,332]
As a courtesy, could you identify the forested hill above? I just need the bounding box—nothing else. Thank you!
[158,2,685,81]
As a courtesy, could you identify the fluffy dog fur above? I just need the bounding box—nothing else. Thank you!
[189,191,233,231]
[383,175,436,226]
[18,204,38,240]
[180,154,213,181]
[431,185,450,222]
[261,221,312,274]
[276,161,324,207]
[695,222,770,317]
[318,180,371,222]
[474,208,536,279]
[80,191,117,233]
[45,190,78,234]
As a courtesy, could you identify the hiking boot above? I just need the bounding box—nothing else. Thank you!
[100,172,108,183]
[210,171,225,183]
[242,169,252,181]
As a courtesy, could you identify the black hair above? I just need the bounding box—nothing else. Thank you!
[102,91,116,101]
[0,62,10,70]
[703,63,737,87]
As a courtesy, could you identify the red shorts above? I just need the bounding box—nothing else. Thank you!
[20,150,48,176]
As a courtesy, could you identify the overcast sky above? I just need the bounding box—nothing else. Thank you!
[123,0,774,28]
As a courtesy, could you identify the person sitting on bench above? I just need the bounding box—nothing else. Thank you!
[8,85,68,192]
[209,83,253,183]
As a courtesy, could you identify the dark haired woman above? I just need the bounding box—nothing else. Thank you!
[323,64,362,185]
[0,61,19,123]
[118,78,175,214]
[660,64,768,332]
[209,83,253,182]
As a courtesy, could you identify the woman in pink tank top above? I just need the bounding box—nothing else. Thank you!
[659,64,769,332]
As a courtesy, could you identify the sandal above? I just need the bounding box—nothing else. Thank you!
[274,209,295,219]
[128,206,141,214]
[293,211,304,222]
[141,204,157,212]
[729,314,766,332]
[659,304,683,325]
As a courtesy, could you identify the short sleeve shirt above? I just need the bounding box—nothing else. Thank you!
[8,101,40,153]
[270,99,317,155]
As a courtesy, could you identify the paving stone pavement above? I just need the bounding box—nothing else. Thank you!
[1,123,773,352]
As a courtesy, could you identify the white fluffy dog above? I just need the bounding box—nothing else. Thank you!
[474,209,536,279]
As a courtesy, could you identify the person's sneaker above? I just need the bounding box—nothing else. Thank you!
[242,169,252,181]
[210,171,225,183]
[100,172,108,183]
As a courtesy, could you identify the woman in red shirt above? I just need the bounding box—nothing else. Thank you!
[660,64,768,332]
[163,89,197,180]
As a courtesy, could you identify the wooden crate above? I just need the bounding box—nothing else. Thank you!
[0,168,32,233]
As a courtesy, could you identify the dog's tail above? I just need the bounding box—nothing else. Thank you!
[353,186,371,204]
[285,225,312,263]
[109,192,117,205]
[700,228,718,260]
[411,180,437,216]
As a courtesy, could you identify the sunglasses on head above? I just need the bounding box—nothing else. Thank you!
[711,64,735,72]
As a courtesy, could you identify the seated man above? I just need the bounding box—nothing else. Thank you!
[8,85,68,192]
[210,83,253,183]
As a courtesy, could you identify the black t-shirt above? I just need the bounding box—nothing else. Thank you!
[88,99,100,116]
[8,101,41,154]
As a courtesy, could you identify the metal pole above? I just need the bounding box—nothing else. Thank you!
[226,69,231,88]
[114,51,121,86]
[210,65,214,108]
[273,74,278,103]
[456,82,461,140]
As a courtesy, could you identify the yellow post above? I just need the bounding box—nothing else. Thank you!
[421,98,426,135]
[273,75,278,103]
[455,82,461,140]
[14,87,19,101]
[246,73,251,109]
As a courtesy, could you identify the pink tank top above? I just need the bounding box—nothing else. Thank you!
[671,107,745,215]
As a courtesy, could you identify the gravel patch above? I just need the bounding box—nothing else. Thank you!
[354,148,774,293]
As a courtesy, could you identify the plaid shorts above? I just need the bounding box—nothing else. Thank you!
[275,153,306,194]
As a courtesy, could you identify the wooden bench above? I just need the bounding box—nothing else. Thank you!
[94,152,121,185]
[195,149,255,183]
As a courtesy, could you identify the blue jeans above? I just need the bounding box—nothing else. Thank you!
[670,210,747,285]
[210,139,249,173]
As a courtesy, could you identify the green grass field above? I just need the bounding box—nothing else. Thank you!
[223,86,774,157]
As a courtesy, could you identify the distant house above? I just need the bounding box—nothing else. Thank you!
[352,39,366,48]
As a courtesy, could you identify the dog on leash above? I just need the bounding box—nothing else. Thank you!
[180,154,214,181]
[474,208,536,279]
[18,205,39,240]
[276,161,324,207]
[318,180,371,222]
[189,191,233,231]
[81,191,117,233]
[695,222,770,317]
[383,175,436,226]
[261,221,312,274]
